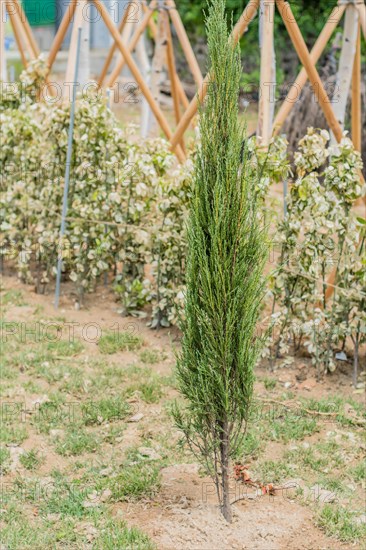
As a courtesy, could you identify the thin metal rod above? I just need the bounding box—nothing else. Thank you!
[54,27,82,309]
[104,88,112,287]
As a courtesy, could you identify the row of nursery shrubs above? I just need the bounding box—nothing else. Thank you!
[0,58,365,377]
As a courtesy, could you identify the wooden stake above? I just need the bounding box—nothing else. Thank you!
[5,0,27,66]
[146,4,190,112]
[0,0,6,80]
[105,5,156,88]
[273,3,346,136]
[331,4,359,141]
[10,3,35,60]
[166,0,203,88]
[170,0,259,152]
[257,0,275,145]
[6,0,37,60]
[355,1,366,39]
[150,8,167,135]
[98,1,137,87]
[351,25,361,152]
[13,0,40,57]
[47,0,78,72]
[164,10,180,121]
[276,0,343,142]
[65,0,86,86]
[93,0,185,162]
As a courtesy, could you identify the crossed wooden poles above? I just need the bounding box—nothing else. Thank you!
[26,0,364,165]
[45,0,204,163]
[169,0,365,156]
[0,0,40,74]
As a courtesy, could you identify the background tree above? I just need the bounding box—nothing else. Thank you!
[173,0,269,523]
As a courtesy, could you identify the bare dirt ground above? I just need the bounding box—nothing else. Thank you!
[1,274,365,549]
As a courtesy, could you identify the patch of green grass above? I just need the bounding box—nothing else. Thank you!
[103,425,125,444]
[19,449,44,471]
[0,424,28,445]
[39,477,102,519]
[100,462,161,501]
[126,378,163,404]
[233,431,263,460]
[301,396,343,414]
[140,349,162,364]
[255,460,294,484]
[315,441,343,468]
[268,414,318,442]
[348,460,366,483]
[0,505,65,548]
[98,331,143,354]
[94,519,156,549]
[0,364,17,380]
[22,380,43,393]
[0,446,11,474]
[81,397,131,425]
[301,396,366,426]
[317,504,366,542]
[35,361,70,383]
[263,377,277,390]
[55,427,100,456]
[32,396,69,434]
[46,339,84,357]
[285,447,328,473]
[1,289,26,306]
[315,476,348,495]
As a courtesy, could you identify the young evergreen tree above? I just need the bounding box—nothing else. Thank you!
[173,0,269,522]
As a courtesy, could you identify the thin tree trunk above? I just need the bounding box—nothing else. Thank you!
[220,419,232,523]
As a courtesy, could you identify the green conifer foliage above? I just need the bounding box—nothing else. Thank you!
[173,0,269,522]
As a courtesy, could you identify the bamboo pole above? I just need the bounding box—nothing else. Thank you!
[164,9,186,152]
[164,10,180,123]
[13,0,40,57]
[146,4,190,112]
[5,0,27,66]
[276,0,343,142]
[47,0,78,72]
[98,1,138,87]
[11,4,35,60]
[105,5,156,88]
[257,0,275,145]
[355,1,366,39]
[6,0,36,60]
[170,0,259,152]
[166,0,203,88]
[146,4,190,111]
[175,71,190,110]
[351,25,361,152]
[150,8,166,136]
[0,0,6,79]
[331,4,359,142]
[93,0,185,162]
[273,3,346,136]
[65,0,86,85]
